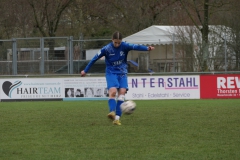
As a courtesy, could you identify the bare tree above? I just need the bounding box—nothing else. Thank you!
[27,0,74,37]
[0,0,23,38]
[27,0,74,58]
[173,26,199,72]
[72,0,178,38]
[177,0,229,71]
[218,0,240,70]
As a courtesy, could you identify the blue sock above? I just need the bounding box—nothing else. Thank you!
[116,100,124,116]
[108,99,116,112]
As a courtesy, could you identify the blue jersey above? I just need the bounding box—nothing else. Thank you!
[84,42,148,74]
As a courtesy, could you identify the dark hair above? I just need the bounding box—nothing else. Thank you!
[112,31,122,40]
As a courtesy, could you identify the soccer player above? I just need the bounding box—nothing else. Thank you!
[80,31,155,125]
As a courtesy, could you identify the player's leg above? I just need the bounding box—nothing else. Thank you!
[114,74,128,125]
[106,73,119,120]
[115,88,126,118]
[112,88,126,126]
[108,87,117,112]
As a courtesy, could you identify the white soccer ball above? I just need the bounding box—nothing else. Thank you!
[120,100,136,115]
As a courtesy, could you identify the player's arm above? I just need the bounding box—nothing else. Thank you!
[148,46,155,51]
[80,49,105,77]
[126,43,155,51]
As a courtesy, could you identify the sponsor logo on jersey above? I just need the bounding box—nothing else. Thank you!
[112,60,123,66]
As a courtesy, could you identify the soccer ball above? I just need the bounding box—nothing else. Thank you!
[120,100,136,115]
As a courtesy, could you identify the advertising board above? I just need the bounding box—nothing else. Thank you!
[0,75,201,101]
[126,76,200,100]
[0,78,62,101]
[200,74,240,99]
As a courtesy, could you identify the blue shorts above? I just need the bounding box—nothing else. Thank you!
[106,73,128,90]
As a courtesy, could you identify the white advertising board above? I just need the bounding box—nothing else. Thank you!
[0,76,200,101]
[62,77,108,100]
[0,77,109,101]
[126,76,200,99]
[0,78,62,100]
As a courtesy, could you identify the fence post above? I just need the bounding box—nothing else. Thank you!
[172,34,176,72]
[69,36,73,74]
[224,32,227,72]
[80,33,83,59]
[40,37,45,75]
[12,38,17,75]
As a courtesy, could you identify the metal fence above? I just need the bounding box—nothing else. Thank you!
[0,35,237,76]
[0,37,111,75]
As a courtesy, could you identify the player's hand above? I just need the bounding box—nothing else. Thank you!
[80,70,86,77]
[148,46,155,51]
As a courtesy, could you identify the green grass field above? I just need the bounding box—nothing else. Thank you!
[0,99,240,160]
